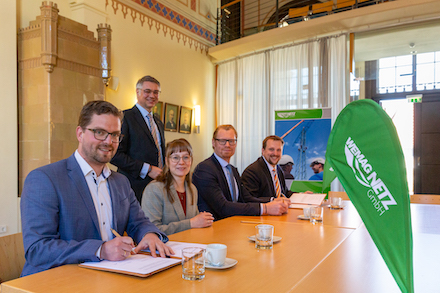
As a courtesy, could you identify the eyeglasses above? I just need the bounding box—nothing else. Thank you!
[142,89,161,96]
[214,139,237,146]
[169,155,192,163]
[87,129,123,143]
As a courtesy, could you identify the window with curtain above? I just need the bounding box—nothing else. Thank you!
[216,34,347,172]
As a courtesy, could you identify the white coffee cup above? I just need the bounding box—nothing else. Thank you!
[206,244,227,266]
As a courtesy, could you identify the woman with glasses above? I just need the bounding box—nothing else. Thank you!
[141,139,214,235]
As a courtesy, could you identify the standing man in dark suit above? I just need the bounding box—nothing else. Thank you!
[111,76,165,202]
[242,135,294,199]
[20,101,172,277]
[192,125,289,220]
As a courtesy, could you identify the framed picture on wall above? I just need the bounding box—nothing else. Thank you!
[164,103,179,132]
[152,101,163,121]
[179,107,192,134]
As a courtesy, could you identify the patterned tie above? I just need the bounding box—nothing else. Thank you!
[226,164,237,202]
[273,167,281,198]
[147,113,163,168]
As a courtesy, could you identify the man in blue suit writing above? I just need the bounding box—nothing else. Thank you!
[20,101,173,277]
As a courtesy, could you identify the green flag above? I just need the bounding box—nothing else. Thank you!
[326,99,413,293]
[321,160,336,192]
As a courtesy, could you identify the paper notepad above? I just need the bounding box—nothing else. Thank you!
[289,193,326,209]
[79,241,208,277]
[79,254,181,277]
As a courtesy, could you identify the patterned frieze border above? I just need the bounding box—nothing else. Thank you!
[20,27,99,50]
[58,30,100,50]
[18,26,41,41]
[107,0,212,54]
[18,57,42,70]
[19,57,101,77]
[130,0,215,43]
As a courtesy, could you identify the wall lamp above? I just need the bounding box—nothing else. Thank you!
[194,105,201,134]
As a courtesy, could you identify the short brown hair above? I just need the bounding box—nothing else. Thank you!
[213,124,237,140]
[78,101,122,129]
[136,75,160,89]
[262,135,284,149]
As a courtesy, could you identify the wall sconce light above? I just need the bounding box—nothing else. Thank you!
[194,105,201,134]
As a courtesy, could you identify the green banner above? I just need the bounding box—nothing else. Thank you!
[325,99,413,293]
[322,161,336,192]
[275,109,323,120]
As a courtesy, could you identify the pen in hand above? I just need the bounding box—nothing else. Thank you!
[111,228,136,254]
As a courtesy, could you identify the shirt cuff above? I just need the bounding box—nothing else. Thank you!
[96,244,103,260]
[260,203,264,215]
[140,163,150,179]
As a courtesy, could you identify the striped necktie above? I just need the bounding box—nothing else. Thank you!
[273,167,281,198]
[147,113,163,168]
[226,164,237,202]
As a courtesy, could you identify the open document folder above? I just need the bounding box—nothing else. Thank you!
[79,241,207,277]
[289,193,326,209]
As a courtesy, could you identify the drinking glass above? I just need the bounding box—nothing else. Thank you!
[255,224,274,249]
[182,247,205,280]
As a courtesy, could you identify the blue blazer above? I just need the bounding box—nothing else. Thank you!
[192,154,267,220]
[20,154,167,277]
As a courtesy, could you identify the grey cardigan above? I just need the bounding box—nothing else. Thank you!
[141,180,199,235]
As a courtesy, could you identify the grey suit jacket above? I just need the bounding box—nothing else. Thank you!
[142,181,199,235]
[20,154,167,277]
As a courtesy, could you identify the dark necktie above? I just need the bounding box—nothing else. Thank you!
[226,164,237,202]
[147,113,163,168]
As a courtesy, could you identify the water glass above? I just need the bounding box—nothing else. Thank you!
[255,224,274,249]
[309,206,323,224]
[330,197,342,209]
[182,247,205,280]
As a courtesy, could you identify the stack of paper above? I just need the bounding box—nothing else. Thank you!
[289,193,326,209]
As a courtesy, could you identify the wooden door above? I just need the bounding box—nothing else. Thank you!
[414,94,440,194]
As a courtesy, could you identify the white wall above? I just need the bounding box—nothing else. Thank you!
[0,1,19,236]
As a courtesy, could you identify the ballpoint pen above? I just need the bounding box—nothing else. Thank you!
[111,228,136,254]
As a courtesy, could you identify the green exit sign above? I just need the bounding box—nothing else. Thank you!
[407,95,422,103]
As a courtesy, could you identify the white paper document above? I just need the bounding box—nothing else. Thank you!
[79,241,207,277]
[289,193,326,209]
[164,241,208,258]
[141,241,207,258]
[80,254,180,276]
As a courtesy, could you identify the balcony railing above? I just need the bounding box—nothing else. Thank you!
[217,0,390,45]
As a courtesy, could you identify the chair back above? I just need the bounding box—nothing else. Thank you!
[328,191,350,200]
[0,233,25,283]
[410,194,440,205]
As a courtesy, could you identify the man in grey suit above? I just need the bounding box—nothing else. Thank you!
[20,101,173,277]
[111,76,166,202]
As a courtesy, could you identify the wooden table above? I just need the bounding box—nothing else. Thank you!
[244,200,363,229]
[2,203,438,293]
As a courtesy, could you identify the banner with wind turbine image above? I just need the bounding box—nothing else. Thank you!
[275,108,332,193]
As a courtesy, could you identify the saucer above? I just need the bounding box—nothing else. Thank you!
[297,215,310,220]
[248,235,282,243]
[205,258,238,269]
[330,205,345,210]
